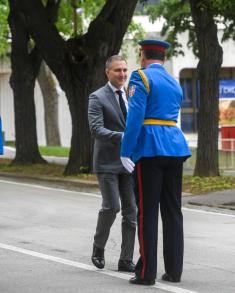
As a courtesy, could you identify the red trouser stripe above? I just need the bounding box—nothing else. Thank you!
[137,162,146,279]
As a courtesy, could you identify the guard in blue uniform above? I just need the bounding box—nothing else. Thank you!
[120,40,191,285]
[0,117,3,155]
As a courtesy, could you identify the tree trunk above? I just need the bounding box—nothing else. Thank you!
[19,0,138,174]
[11,80,47,164]
[8,0,46,164]
[64,84,93,174]
[189,0,223,176]
[37,61,61,146]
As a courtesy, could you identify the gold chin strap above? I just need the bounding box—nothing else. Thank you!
[143,119,176,126]
[138,69,150,94]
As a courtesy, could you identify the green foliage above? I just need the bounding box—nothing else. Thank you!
[1,0,144,59]
[121,20,145,61]
[79,0,104,19]
[195,0,235,42]
[56,0,105,37]
[56,2,76,36]
[211,0,235,41]
[146,0,195,56]
[145,0,235,57]
[0,0,105,57]
[0,0,10,57]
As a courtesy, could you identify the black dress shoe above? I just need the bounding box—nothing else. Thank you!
[129,276,155,286]
[118,260,135,272]
[162,273,181,283]
[91,244,105,269]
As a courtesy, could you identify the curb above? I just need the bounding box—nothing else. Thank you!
[1,172,234,212]
[185,201,235,211]
[0,172,100,191]
[0,171,194,197]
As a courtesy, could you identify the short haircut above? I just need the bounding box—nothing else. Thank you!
[142,49,165,61]
[105,55,126,69]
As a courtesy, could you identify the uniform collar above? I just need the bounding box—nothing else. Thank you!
[148,63,164,68]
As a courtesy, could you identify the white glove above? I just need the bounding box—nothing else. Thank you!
[120,157,135,173]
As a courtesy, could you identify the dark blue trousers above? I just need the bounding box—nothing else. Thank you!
[134,156,184,282]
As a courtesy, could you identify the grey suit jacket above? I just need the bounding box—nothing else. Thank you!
[88,83,127,173]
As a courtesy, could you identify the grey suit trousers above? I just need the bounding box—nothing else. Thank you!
[94,173,136,261]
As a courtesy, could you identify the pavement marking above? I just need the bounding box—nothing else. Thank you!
[183,207,235,218]
[1,178,234,218]
[0,242,198,293]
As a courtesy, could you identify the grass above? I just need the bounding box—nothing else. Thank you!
[183,175,235,194]
[5,144,235,168]
[39,146,70,157]
[5,142,70,157]
[0,158,235,195]
[4,141,15,147]
[0,158,96,181]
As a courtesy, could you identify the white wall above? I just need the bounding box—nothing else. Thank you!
[1,17,234,145]
[0,73,15,141]
[171,30,235,79]
[171,32,198,79]
[57,91,72,147]
[131,16,235,79]
[0,65,72,146]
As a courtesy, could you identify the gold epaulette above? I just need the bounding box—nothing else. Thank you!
[137,69,150,94]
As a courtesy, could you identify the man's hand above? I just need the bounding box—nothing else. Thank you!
[120,157,135,173]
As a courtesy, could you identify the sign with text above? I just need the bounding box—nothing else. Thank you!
[219,80,235,125]
[219,80,235,99]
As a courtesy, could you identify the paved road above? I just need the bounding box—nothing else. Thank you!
[0,177,235,293]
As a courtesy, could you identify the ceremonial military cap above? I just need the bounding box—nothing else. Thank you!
[138,39,170,52]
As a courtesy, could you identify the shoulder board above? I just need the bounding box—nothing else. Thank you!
[137,69,150,94]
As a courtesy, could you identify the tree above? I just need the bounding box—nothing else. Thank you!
[8,0,45,164]
[0,0,9,57]
[189,0,223,176]
[8,0,61,164]
[146,0,235,176]
[1,1,62,150]
[37,61,61,146]
[18,0,138,174]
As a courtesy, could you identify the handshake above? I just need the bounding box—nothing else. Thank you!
[120,157,135,173]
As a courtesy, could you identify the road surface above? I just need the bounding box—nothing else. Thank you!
[0,177,234,293]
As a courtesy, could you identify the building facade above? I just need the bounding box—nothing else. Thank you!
[0,16,235,146]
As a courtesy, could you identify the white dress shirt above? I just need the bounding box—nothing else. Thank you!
[108,81,128,110]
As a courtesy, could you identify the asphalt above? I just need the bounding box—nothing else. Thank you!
[182,189,235,212]
[1,146,235,213]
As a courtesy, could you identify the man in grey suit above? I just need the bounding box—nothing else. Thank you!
[88,55,136,272]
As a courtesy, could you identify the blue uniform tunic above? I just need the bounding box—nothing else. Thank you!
[0,117,3,155]
[121,64,191,162]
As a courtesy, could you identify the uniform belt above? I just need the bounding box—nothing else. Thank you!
[143,119,176,126]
